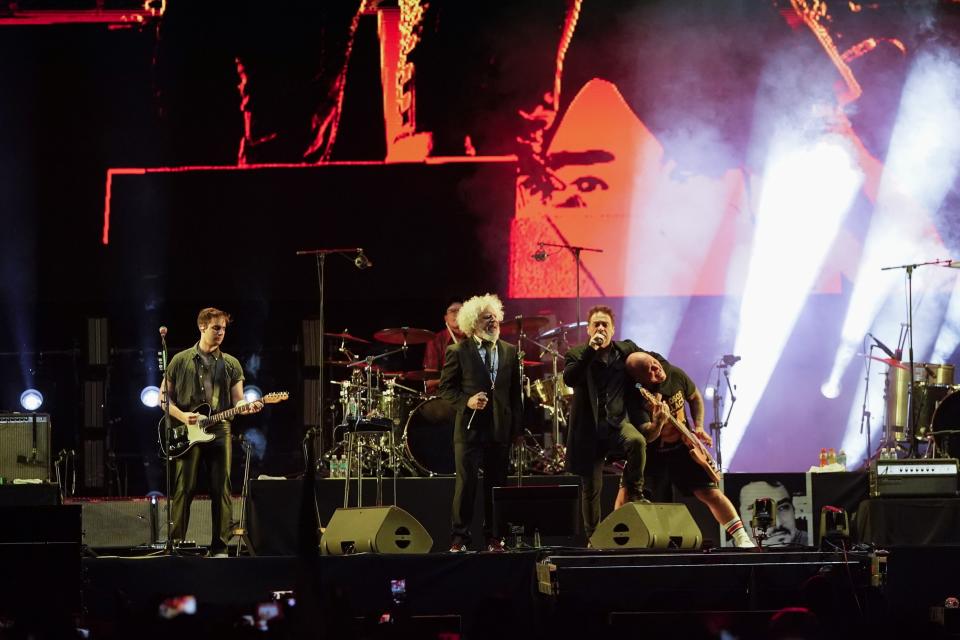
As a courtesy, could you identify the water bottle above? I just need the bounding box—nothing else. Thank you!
[819,448,828,467]
[828,447,837,465]
[837,449,847,470]
[338,455,347,478]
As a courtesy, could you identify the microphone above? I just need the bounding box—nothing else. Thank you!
[159,326,168,338]
[354,249,373,270]
[867,333,897,360]
[721,354,741,366]
[532,244,547,262]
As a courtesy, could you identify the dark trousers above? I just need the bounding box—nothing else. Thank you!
[582,420,647,538]
[170,429,233,553]
[451,439,509,544]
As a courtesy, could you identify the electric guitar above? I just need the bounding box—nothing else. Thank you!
[635,385,721,484]
[158,392,289,459]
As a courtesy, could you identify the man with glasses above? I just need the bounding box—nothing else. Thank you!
[440,294,522,552]
[161,307,262,557]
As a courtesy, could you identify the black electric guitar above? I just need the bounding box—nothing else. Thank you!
[636,385,721,484]
[158,392,289,459]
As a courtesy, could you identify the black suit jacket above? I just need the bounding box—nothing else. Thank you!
[562,339,644,475]
[439,337,522,444]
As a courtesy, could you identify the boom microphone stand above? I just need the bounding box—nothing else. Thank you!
[709,356,738,470]
[534,242,603,342]
[296,247,373,473]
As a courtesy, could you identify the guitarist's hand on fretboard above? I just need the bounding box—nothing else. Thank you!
[694,428,713,448]
[237,400,264,415]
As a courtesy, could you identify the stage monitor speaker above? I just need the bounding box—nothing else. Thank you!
[0,413,51,481]
[321,506,433,555]
[590,502,702,550]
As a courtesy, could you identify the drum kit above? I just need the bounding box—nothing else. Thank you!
[882,360,960,454]
[318,317,586,477]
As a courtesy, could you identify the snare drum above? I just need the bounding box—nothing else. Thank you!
[403,397,456,476]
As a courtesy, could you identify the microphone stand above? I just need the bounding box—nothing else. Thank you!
[710,361,737,470]
[860,343,876,464]
[159,329,176,555]
[880,257,951,458]
[537,242,603,342]
[296,247,369,474]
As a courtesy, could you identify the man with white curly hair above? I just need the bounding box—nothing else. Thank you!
[440,293,522,552]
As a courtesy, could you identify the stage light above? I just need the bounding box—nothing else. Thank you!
[820,380,841,399]
[140,385,161,408]
[243,385,263,403]
[704,386,715,401]
[20,388,43,411]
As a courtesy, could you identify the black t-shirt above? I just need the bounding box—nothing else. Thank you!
[635,363,697,432]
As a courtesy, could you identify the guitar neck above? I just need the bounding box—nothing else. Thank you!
[201,405,243,426]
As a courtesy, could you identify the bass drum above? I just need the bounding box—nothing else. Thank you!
[932,388,960,457]
[403,397,456,476]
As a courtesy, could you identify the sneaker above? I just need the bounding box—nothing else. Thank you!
[486,538,506,553]
[734,537,757,549]
[211,552,230,558]
[449,535,468,553]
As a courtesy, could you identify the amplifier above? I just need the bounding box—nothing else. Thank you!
[0,413,51,481]
[870,458,959,497]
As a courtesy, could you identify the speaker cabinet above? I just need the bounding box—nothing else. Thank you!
[321,506,433,555]
[590,502,702,550]
[0,413,51,481]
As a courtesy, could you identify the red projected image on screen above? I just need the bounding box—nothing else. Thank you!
[509,77,864,300]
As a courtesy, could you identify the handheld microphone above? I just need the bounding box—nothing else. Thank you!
[354,249,373,270]
[532,244,547,262]
[159,326,168,338]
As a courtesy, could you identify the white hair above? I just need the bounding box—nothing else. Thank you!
[457,293,504,337]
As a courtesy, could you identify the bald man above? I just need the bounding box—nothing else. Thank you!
[620,352,754,548]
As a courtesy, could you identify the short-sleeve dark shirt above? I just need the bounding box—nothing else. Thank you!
[166,343,245,422]
[635,363,697,428]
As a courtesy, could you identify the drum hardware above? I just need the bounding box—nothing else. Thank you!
[522,333,569,474]
[374,327,435,345]
[498,315,550,337]
[537,320,588,341]
[879,257,957,456]
[324,331,371,344]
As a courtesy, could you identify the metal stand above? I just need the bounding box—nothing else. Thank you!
[523,334,568,474]
[158,329,179,555]
[709,359,737,470]
[536,242,603,342]
[296,247,372,473]
[859,342,876,462]
[880,258,953,458]
[230,435,255,556]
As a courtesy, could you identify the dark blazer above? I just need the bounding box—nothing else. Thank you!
[562,339,643,475]
[439,336,522,444]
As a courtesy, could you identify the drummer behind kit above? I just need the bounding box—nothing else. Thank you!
[318,317,588,478]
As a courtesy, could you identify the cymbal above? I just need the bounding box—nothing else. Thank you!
[863,355,908,370]
[324,332,370,344]
[374,327,435,345]
[538,321,588,340]
[498,316,550,335]
[400,369,441,381]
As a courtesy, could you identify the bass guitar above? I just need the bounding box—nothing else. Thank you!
[635,385,721,484]
[158,392,289,459]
